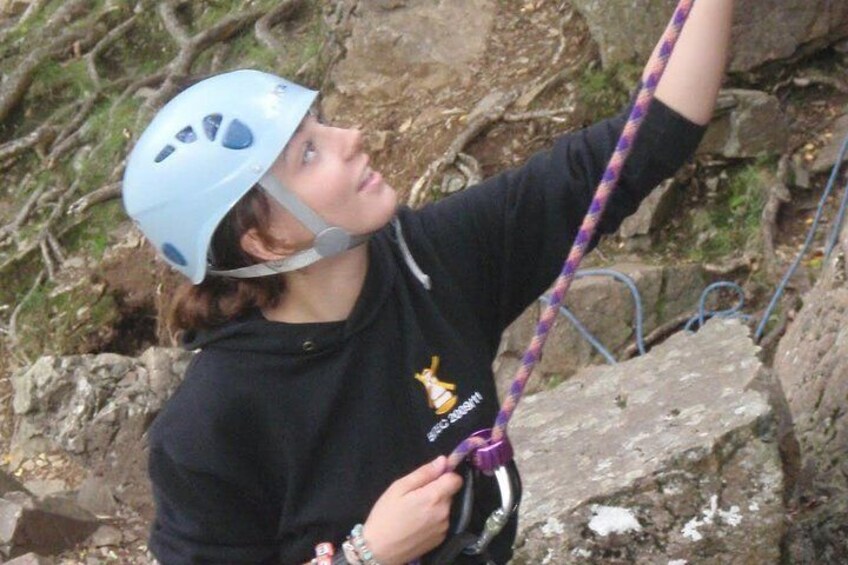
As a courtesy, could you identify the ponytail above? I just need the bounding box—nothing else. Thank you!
[167,186,285,334]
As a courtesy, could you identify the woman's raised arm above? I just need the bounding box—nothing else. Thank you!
[653,0,734,125]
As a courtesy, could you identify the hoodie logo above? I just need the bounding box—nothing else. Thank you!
[415,356,458,415]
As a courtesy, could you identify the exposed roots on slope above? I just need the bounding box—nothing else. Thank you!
[0,1,325,362]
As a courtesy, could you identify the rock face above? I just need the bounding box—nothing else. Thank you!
[0,492,99,560]
[570,0,848,72]
[0,472,28,498]
[812,112,848,174]
[773,223,848,562]
[697,89,790,159]
[495,262,706,397]
[10,347,192,518]
[327,0,495,101]
[509,319,783,563]
[618,178,680,241]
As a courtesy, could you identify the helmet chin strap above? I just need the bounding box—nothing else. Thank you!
[207,172,370,279]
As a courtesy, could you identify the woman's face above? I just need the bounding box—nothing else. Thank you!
[264,114,398,249]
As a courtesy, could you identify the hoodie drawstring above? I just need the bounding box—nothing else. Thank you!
[392,217,432,290]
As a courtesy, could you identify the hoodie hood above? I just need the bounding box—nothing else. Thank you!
[182,218,431,355]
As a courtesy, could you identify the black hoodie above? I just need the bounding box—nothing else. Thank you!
[147,100,705,564]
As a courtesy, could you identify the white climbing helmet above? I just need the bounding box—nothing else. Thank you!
[122,69,366,284]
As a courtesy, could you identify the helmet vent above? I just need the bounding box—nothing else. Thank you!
[203,114,223,141]
[222,119,254,150]
[154,144,176,163]
[162,243,187,266]
[176,126,197,143]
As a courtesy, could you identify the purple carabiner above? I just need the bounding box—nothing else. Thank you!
[468,429,513,473]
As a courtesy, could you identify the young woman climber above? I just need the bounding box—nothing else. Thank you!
[122,1,734,563]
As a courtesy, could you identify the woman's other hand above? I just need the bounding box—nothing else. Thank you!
[362,456,463,565]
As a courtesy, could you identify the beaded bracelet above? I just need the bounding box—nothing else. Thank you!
[349,523,381,565]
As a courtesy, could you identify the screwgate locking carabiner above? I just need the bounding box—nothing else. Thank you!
[462,429,517,556]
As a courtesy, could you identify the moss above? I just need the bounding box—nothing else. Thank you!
[14,278,121,359]
[31,58,94,100]
[685,161,771,263]
[0,0,331,361]
[222,32,280,72]
[222,0,327,82]
[105,14,177,79]
[72,98,139,191]
[0,0,68,45]
[544,372,568,390]
[64,200,124,259]
[577,61,642,122]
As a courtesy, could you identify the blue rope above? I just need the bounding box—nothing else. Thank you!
[824,134,848,258]
[577,269,647,355]
[541,295,618,364]
[684,281,751,332]
[539,268,647,364]
[545,130,848,357]
[754,132,848,341]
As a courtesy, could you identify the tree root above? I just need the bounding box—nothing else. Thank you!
[406,27,589,207]
[407,90,519,206]
[790,73,848,95]
[0,176,42,246]
[68,183,122,216]
[504,105,576,124]
[621,313,691,360]
[0,1,105,124]
[6,270,46,367]
[0,126,58,169]
[141,4,266,116]
[0,181,81,277]
[703,256,754,277]
[85,15,139,87]
[762,155,792,278]
[757,307,790,352]
[305,0,359,87]
[254,0,305,69]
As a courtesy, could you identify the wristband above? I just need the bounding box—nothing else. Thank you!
[313,542,334,565]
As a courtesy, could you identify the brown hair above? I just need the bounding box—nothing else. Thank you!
[167,186,285,334]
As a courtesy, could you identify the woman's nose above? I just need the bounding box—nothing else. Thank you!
[339,127,364,160]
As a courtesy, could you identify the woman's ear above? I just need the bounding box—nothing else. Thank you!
[239,228,298,262]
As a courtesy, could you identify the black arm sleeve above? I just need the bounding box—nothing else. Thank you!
[148,446,282,564]
[415,99,705,335]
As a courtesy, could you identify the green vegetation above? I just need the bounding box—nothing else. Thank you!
[13,277,120,361]
[0,0,331,366]
[684,160,772,263]
[577,61,642,122]
[64,200,124,260]
[30,58,94,102]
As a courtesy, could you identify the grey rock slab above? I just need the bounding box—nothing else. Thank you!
[698,89,789,159]
[811,113,848,173]
[508,319,781,562]
[618,178,680,239]
[0,492,98,559]
[74,474,118,518]
[773,221,848,562]
[494,262,706,397]
[570,0,848,72]
[10,347,192,519]
[3,553,55,565]
[0,472,29,498]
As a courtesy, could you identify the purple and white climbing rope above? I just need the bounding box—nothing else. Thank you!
[448,0,696,471]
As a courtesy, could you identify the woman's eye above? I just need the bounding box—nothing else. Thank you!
[303,141,317,164]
